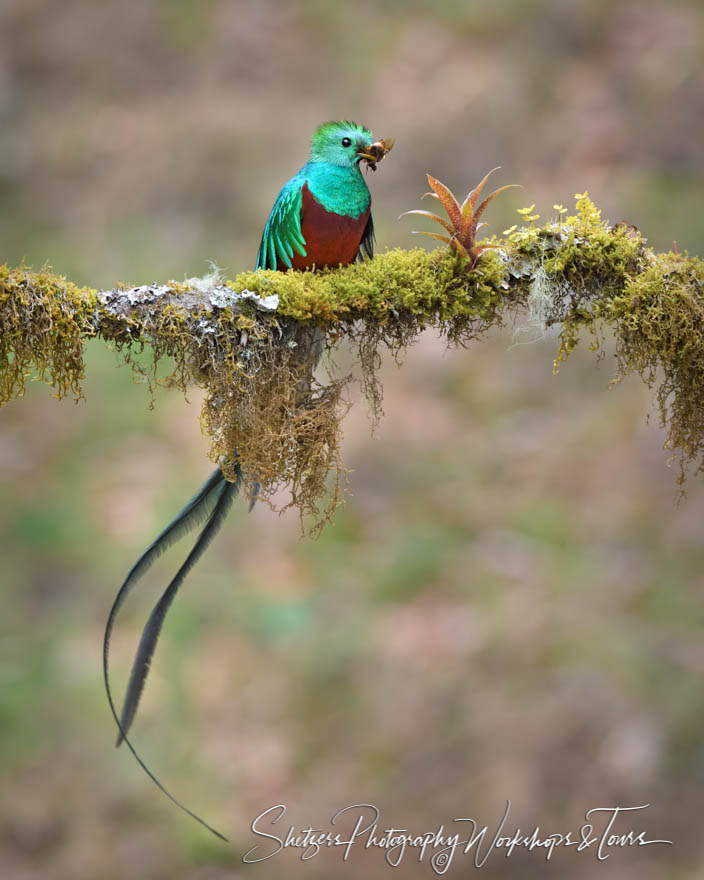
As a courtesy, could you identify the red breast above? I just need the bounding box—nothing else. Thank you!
[282,182,370,271]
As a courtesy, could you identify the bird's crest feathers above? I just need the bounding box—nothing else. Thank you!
[310,120,374,166]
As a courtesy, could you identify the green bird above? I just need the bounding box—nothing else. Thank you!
[256,119,378,270]
[102,120,390,838]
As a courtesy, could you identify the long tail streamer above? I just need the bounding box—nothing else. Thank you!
[103,464,242,840]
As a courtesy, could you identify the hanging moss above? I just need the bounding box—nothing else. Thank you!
[602,253,704,484]
[0,264,98,405]
[2,193,704,523]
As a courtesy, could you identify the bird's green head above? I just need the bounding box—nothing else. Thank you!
[309,120,375,167]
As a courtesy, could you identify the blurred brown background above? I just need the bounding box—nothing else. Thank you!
[1,1,703,878]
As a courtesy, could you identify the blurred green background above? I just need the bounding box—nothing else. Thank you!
[1,1,703,877]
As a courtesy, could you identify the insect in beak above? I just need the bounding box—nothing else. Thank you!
[357,136,395,171]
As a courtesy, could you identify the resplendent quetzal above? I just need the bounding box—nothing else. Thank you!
[103,120,388,837]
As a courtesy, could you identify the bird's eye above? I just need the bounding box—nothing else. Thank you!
[341,137,352,147]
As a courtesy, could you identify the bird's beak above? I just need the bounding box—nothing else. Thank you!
[357,136,395,170]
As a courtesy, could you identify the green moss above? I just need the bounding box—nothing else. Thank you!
[231,246,507,327]
[0,263,98,404]
[502,195,647,367]
[605,253,704,482]
[3,193,704,520]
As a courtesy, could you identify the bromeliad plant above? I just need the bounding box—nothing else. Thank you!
[403,167,519,267]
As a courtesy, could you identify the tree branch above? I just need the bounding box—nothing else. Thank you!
[2,193,703,523]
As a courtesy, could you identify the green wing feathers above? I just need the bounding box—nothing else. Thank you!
[256,178,307,270]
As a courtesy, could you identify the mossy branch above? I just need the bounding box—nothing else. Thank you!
[2,193,703,524]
